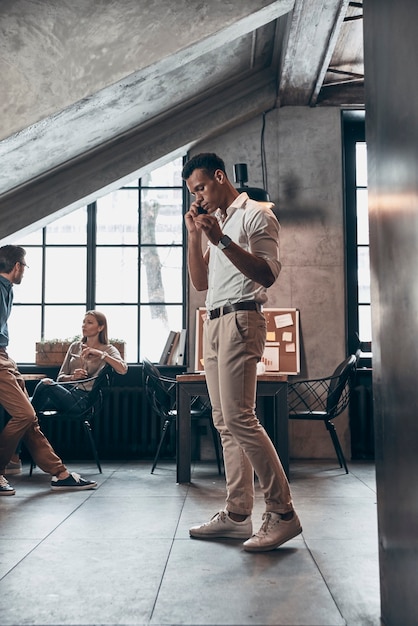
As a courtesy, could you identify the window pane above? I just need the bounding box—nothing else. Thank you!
[144,157,183,187]
[17,230,43,245]
[96,247,138,303]
[140,189,183,245]
[140,247,182,303]
[93,304,137,363]
[96,190,139,244]
[358,305,372,343]
[356,142,368,187]
[356,189,369,245]
[45,207,87,244]
[44,305,86,340]
[12,247,43,303]
[358,246,371,303]
[45,248,87,303]
[8,306,41,363]
[139,304,183,362]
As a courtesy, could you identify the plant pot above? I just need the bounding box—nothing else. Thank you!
[35,341,71,366]
[35,340,126,365]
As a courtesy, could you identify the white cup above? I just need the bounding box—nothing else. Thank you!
[256,361,266,375]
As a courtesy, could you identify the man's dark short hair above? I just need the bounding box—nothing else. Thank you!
[182,153,227,180]
[0,245,26,274]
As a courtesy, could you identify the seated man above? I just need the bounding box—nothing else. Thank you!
[0,245,97,496]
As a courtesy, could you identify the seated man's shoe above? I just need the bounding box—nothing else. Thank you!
[51,472,97,491]
[0,475,16,496]
[190,510,252,539]
[243,511,302,552]
[5,460,22,475]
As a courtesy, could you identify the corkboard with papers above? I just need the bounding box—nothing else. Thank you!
[262,308,300,374]
[195,307,300,374]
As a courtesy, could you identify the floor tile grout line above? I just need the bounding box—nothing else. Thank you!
[148,479,193,625]
[302,533,348,626]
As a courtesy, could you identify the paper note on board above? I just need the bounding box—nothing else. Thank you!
[282,331,292,342]
[274,313,293,329]
[266,331,276,341]
[262,345,280,371]
[285,343,296,353]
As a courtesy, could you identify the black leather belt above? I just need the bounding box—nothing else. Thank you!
[207,301,262,320]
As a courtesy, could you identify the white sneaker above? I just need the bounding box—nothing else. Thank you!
[0,474,16,496]
[243,511,302,552]
[189,510,252,539]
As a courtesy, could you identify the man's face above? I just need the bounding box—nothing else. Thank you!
[12,260,27,285]
[186,168,226,214]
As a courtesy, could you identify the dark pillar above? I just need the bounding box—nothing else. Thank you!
[364,2,418,624]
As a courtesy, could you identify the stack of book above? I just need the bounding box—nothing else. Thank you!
[159,329,187,365]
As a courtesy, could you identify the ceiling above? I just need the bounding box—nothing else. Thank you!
[0,0,363,241]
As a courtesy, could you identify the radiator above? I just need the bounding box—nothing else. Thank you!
[31,386,176,462]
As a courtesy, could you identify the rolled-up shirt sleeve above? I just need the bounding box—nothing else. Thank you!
[244,205,281,280]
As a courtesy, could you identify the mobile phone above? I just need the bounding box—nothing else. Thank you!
[197,205,207,215]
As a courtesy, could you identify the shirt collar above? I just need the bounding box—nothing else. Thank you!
[215,192,249,222]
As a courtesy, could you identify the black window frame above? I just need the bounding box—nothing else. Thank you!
[13,156,188,365]
[342,110,371,366]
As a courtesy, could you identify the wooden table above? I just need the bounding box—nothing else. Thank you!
[176,373,288,484]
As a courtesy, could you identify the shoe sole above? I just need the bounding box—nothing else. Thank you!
[0,490,16,496]
[243,526,302,552]
[4,469,22,475]
[190,530,252,539]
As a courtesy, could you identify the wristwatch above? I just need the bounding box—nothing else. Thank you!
[217,234,232,250]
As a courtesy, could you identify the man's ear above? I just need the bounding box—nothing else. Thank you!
[214,169,225,184]
[11,263,20,277]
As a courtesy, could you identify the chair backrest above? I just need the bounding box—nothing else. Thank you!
[326,354,357,418]
[77,364,113,415]
[143,357,176,417]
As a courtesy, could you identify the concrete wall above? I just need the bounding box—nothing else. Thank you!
[188,105,347,460]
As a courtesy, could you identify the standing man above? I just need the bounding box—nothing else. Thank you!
[182,153,301,552]
[0,245,97,495]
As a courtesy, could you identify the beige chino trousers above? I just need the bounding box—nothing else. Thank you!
[203,309,293,517]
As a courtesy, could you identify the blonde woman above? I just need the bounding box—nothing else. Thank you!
[32,310,127,414]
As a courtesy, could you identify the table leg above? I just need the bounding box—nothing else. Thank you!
[176,384,192,483]
[274,384,289,478]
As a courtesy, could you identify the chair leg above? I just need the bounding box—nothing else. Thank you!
[83,420,102,474]
[151,419,171,474]
[326,421,349,474]
[209,420,223,475]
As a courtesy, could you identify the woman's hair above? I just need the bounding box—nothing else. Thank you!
[0,245,26,273]
[82,310,109,345]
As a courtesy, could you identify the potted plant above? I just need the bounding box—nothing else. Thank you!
[36,336,126,365]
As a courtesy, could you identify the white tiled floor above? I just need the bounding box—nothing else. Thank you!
[0,460,381,626]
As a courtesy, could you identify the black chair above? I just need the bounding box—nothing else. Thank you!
[31,365,113,474]
[287,354,357,474]
[143,358,222,475]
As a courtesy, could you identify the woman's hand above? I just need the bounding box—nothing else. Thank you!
[81,346,102,359]
[72,367,88,380]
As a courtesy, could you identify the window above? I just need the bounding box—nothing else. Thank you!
[343,111,371,358]
[9,156,187,364]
